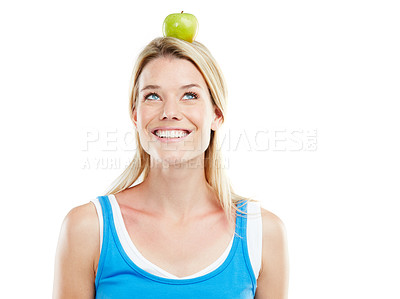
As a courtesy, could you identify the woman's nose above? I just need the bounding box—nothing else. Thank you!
[160,99,182,120]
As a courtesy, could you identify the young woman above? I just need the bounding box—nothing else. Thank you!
[53,37,289,298]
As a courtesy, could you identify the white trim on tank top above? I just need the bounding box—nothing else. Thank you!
[91,194,262,280]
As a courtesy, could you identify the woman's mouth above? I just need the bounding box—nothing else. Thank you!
[151,129,192,142]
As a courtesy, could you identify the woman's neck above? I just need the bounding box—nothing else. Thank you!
[138,156,218,222]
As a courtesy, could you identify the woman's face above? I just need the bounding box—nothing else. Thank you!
[134,56,222,166]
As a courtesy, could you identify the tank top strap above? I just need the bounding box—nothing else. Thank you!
[235,199,257,292]
[235,199,248,239]
[94,195,113,288]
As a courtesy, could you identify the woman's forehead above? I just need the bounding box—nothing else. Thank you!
[138,57,208,90]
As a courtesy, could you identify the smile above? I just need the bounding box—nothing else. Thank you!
[151,128,193,142]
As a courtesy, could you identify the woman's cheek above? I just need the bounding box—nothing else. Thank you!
[138,107,159,122]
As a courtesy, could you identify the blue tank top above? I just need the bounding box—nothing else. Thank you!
[95,195,257,298]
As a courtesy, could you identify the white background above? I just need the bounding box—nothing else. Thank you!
[1,0,399,298]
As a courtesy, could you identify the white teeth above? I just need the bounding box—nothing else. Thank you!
[154,130,189,138]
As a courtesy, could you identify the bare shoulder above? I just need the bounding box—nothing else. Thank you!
[259,207,286,240]
[63,202,99,234]
[259,207,287,260]
[57,201,100,263]
[255,207,289,299]
[53,202,99,298]
[58,202,100,265]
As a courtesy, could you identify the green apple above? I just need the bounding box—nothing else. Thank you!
[162,12,199,43]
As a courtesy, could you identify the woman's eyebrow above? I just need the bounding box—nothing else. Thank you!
[140,85,161,92]
[180,84,202,89]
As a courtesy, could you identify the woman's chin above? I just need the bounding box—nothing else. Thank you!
[149,153,204,168]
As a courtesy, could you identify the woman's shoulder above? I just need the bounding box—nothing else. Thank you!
[58,202,100,256]
[259,206,286,234]
[258,205,288,275]
[243,199,286,244]
[53,203,100,297]
[256,205,289,298]
[244,199,285,228]
[63,202,99,232]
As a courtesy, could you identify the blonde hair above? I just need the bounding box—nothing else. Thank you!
[104,37,256,221]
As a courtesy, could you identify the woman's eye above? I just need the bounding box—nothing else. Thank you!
[182,92,198,100]
[145,93,160,101]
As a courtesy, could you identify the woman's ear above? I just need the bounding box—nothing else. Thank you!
[131,107,138,129]
[211,106,223,131]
